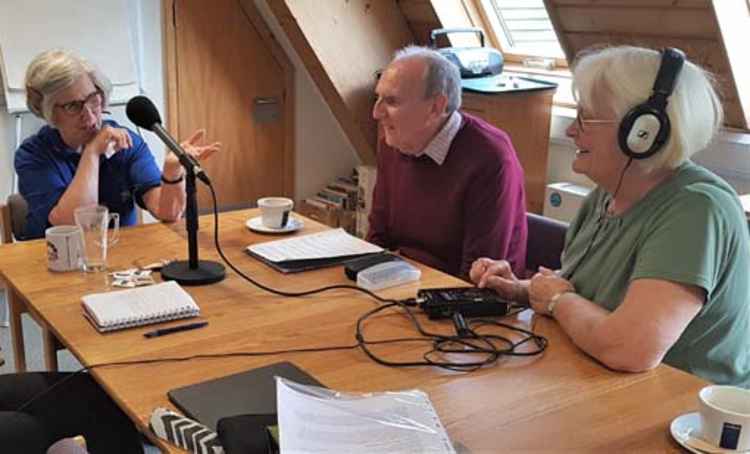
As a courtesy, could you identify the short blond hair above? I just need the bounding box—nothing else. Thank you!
[24,49,112,124]
[572,46,723,173]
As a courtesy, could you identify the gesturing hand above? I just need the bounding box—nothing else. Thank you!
[163,129,222,176]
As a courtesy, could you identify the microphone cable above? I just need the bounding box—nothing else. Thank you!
[11,175,549,415]
[204,182,548,371]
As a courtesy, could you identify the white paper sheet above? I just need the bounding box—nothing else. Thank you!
[276,378,456,454]
[247,228,383,262]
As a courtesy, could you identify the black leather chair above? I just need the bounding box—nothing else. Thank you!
[525,212,568,277]
[0,193,28,243]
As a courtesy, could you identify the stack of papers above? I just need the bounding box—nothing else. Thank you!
[246,228,383,273]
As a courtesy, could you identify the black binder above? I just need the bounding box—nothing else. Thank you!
[245,248,378,273]
[167,362,324,431]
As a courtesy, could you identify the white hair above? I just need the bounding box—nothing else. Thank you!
[392,45,462,114]
[572,46,723,173]
[24,49,112,125]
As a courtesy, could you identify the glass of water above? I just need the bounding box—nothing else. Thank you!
[74,205,120,272]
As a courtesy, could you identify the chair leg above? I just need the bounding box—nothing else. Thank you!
[8,290,27,372]
[42,328,59,371]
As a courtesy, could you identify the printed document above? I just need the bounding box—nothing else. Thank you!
[276,378,456,454]
[247,228,382,262]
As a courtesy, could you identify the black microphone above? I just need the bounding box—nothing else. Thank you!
[126,96,210,184]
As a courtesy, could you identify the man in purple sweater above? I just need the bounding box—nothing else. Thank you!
[368,46,527,279]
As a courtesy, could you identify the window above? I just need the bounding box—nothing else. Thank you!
[467,0,573,106]
[479,0,564,63]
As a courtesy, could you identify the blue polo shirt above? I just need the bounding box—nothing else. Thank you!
[15,120,162,240]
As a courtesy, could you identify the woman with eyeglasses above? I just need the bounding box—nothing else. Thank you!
[470,46,750,387]
[15,49,220,240]
[2,50,222,452]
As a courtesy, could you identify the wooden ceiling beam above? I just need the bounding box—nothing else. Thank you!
[267,0,415,165]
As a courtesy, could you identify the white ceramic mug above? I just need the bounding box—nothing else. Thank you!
[45,225,83,272]
[257,197,294,229]
[698,385,750,450]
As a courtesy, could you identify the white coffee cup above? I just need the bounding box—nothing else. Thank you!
[45,225,84,272]
[698,385,750,450]
[257,197,294,229]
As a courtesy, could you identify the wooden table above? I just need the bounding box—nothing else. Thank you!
[0,209,705,452]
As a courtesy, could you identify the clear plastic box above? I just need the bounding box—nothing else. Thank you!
[356,260,421,291]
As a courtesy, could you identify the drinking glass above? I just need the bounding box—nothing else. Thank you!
[74,205,120,272]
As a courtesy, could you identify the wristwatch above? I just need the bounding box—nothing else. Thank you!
[547,292,572,317]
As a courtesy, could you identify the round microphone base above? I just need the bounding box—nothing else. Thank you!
[161,260,226,286]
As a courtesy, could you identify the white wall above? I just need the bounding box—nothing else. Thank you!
[546,107,750,196]
[0,0,167,205]
[0,0,359,209]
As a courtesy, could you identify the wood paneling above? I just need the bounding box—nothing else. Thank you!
[268,0,415,165]
[164,0,295,208]
[397,0,440,45]
[551,0,709,6]
[546,0,749,129]
[555,7,715,38]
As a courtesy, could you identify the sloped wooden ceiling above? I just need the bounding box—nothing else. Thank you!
[545,0,749,129]
[268,0,414,164]
[397,0,441,44]
[399,0,749,130]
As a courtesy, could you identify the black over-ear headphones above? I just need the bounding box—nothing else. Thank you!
[617,48,685,159]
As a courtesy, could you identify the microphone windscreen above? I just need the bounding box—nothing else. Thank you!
[126,96,162,131]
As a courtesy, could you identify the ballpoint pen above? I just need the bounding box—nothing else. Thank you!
[144,321,208,338]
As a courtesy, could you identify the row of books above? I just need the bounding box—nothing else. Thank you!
[297,166,376,238]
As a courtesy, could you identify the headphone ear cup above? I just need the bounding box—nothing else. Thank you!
[618,105,669,159]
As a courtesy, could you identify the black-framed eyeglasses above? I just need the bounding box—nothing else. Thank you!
[575,108,617,132]
[55,90,103,116]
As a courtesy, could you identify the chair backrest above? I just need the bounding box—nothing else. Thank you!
[525,212,568,276]
[1,193,28,243]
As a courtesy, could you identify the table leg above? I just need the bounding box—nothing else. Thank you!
[42,328,59,371]
[8,289,27,372]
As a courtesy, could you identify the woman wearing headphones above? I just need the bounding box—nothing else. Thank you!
[470,46,750,386]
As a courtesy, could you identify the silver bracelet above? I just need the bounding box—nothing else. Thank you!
[547,291,572,317]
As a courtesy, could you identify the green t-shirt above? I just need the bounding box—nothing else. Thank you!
[560,161,750,386]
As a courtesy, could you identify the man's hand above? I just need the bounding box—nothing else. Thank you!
[469,258,526,302]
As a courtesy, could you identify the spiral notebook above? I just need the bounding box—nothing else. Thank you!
[81,281,200,332]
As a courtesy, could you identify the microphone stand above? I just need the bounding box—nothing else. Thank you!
[160,157,226,286]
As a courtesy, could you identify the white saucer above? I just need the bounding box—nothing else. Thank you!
[671,412,748,454]
[246,216,303,234]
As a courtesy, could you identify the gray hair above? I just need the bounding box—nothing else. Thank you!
[24,49,112,125]
[572,46,723,173]
[393,45,462,114]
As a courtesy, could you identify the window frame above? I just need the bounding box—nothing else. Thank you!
[465,0,569,69]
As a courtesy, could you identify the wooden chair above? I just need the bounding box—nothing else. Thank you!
[525,212,568,277]
[1,193,60,371]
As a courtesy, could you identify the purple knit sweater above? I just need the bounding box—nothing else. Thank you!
[367,113,527,278]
